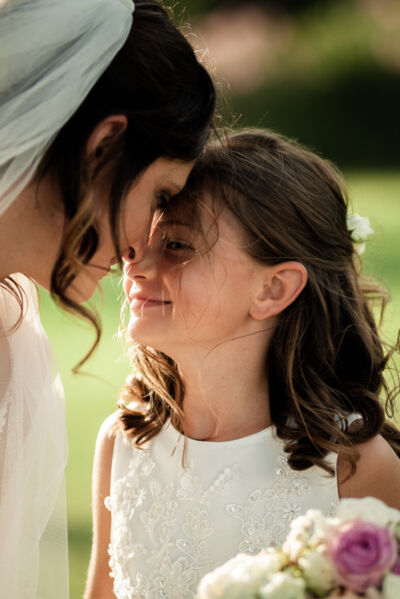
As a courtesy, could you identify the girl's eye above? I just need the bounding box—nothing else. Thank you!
[165,240,194,252]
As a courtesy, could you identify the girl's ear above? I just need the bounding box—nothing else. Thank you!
[86,115,128,161]
[250,261,308,320]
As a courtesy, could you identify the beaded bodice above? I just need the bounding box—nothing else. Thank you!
[106,421,339,599]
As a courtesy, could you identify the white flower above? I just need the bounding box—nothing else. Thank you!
[382,573,400,599]
[364,590,383,599]
[347,213,374,243]
[326,592,363,598]
[336,497,400,529]
[347,213,374,254]
[196,551,285,599]
[259,571,306,599]
[298,548,336,595]
[283,509,330,561]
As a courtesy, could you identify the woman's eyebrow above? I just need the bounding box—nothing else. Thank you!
[164,180,185,194]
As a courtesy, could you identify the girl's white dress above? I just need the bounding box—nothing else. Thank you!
[106,419,340,599]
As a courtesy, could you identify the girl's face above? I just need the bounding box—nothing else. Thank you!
[66,158,194,302]
[123,195,265,356]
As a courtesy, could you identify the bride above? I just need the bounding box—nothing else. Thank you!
[0,0,215,597]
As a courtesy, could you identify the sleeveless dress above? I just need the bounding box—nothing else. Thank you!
[106,419,341,599]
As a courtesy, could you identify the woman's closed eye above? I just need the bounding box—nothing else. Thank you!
[156,192,172,210]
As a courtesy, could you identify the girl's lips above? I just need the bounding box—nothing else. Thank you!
[129,296,172,309]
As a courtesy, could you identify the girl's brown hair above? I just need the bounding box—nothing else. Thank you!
[2,0,215,364]
[118,129,400,474]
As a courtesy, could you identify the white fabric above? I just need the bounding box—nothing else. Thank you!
[106,418,339,599]
[0,0,134,216]
[0,275,68,598]
[0,1,134,595]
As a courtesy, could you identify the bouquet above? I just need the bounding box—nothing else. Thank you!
[196,497,400,599]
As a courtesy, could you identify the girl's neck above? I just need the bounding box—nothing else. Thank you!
[174,334,272,442]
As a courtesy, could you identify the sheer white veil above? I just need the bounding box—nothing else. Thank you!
[0,0,134,216]
[0,0,134,596]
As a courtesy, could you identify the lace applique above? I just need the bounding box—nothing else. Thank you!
[0,387,12,439]
[107,447,238,599]
[176,507,214,568]
[141,480,178,543]
[176,461,238,505]
[226,455,312,554]
[328,501,337,517]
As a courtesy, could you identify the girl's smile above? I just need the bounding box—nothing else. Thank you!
[128,292,173,310]
[123,196,268,359]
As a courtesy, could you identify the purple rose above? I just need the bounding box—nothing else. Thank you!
[328,520,397,592]
[392,555,400,575]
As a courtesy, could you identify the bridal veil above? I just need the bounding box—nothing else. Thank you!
[0,0,134,596]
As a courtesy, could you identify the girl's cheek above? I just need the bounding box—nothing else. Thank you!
[123,274,132,299]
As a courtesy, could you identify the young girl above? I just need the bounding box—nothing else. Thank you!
[86,130,400,599]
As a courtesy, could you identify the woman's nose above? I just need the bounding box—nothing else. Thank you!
[122,246,136,261]
[122,239,148,264]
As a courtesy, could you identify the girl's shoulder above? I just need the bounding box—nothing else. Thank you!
[338,433,400,510]
[94,413,119,472]
[98,411,119,438]
[97,402,144,445]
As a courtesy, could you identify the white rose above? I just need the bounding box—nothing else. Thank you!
[259,571,306,599]
[298,548,335,595]
[336,497,400,529]
[382,573,400,599]
[196,551,284,599]
[346,213,374,242]
[365,588,385,599]
[326,592,363,599]
[283,509,330,561]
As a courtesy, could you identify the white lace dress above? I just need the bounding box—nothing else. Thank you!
[106,420,340,599]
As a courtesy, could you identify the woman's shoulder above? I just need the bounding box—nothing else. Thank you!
[338,433,400,510]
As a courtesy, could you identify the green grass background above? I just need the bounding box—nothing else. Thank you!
[39,171,400,598]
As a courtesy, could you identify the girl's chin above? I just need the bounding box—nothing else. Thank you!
[126,321,167,351]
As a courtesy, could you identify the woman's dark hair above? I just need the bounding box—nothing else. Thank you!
[118,128,400,474]
[34,0,215,365]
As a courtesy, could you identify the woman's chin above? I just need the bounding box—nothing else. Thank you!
[65,275,99,304]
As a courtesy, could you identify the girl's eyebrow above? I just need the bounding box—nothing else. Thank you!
[158,218,200,232]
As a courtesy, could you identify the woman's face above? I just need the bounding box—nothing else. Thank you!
[66,158,194,302]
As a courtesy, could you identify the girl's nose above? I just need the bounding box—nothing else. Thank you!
[123,242,159,280]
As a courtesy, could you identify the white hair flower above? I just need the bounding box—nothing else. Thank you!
[346,213,374,254]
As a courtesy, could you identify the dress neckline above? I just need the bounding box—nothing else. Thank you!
[162,419,274,450]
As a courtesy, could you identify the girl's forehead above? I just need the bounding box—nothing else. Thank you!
[166,189,222,224]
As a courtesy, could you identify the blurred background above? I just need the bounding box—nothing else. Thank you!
[39,0,400,596]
